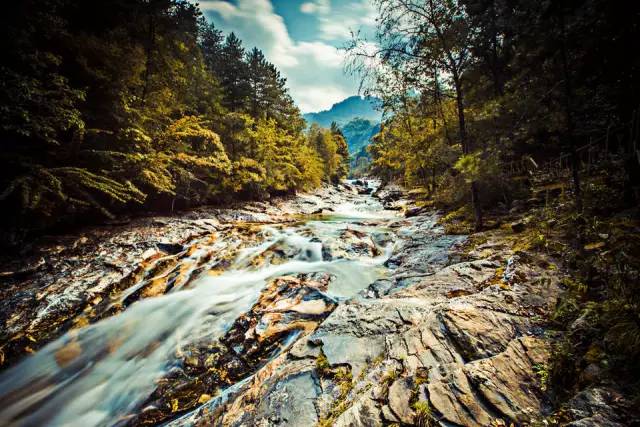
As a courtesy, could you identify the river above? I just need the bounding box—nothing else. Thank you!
[1,181,438,426]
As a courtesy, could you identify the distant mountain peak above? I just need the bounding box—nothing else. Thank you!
[303,95,381,128]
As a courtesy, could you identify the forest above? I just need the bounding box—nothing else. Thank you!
[0,0,349,245]
[346,0,640,414]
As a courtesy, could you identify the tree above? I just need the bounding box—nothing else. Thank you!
[219,33,251,112]
[331,122,350,181]
[347,0,483,229]
[199,21,225,75]
[0,0,326,241]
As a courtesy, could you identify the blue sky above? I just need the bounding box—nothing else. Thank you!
[198,0,377,113]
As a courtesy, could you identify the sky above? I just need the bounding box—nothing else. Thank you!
[198,0,378,113]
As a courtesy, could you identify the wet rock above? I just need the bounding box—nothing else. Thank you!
[404,206,427,218]
[130,274,337,425]
[178,213,565,427]
[374,184,403,204]
[1,182,575,427]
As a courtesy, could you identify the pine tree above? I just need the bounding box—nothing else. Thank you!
[219,33,251,112]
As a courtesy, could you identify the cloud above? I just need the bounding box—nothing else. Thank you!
[300,0,330,15]
[201,0,362,112]
[318,0,377,41]
[199,0,298,67]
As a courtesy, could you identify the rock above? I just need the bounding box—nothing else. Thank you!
[311,299,425,378]
[253,371,321,426]
[404,206,426,218]
[388,377,415,424]
[580,363,603,385]
[428,366,495,426]
[565,387,627,426]
[511,221,526,233]
[1,181,576,427]
[156,242,184,254]
[462,337,550,424]
[381,405,399,423]
[130,274,337,425]
[334,395,383,427]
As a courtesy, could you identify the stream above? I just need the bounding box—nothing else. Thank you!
[0,182,410,426]
[0,181,425,426]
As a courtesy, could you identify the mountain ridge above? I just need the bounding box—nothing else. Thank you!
[303,95,381,128]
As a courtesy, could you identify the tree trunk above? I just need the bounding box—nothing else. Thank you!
[454,76,483,230]
[559,7,582,212]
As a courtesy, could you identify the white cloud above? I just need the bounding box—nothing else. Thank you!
[300,0,331,15]
[199,0,298,67]
[201,0,362,112]
[318,0,377,41]
[296,86,351,113]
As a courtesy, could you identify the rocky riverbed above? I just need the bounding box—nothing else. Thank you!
[0,181,625,426]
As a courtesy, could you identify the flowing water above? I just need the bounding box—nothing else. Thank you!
[0,184,407,427]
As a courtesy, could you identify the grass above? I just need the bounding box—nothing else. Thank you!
[412,400,436,427]
[315,352,355,426]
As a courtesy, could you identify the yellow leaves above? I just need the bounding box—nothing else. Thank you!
[141,167,175,195]
[584,241,606,251]
[197,394,212,404]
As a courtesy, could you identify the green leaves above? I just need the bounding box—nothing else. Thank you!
[454,152,482,183]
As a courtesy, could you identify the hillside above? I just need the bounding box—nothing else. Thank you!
[303,95,381,128]
[341,118,380,155]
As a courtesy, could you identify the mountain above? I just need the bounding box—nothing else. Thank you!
[341,118,380,155]
[303,96,381,128]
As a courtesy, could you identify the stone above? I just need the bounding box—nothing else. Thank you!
[463,337,550,424]
[381,404,399,423]
[388,377,415,424]
[511,221,526,233]
[253,371,321,425]
[564,387,626,426]
[580,363,603,385]
[405,206,426,218]
[334,395,383,427]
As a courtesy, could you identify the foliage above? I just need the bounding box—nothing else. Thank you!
[347,0,640,413]
[0,0,347,242]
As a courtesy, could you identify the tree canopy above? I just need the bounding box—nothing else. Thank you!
[0,0,349,243]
